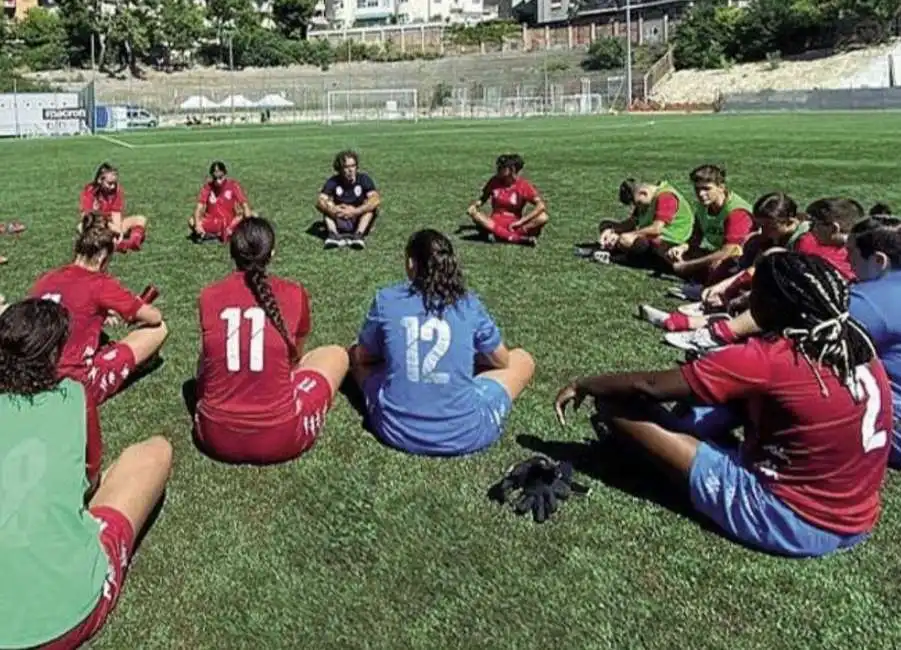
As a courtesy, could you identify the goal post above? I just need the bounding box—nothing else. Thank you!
[325,89,419,125]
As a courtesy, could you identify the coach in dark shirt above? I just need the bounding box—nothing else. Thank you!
[315,150,381,250]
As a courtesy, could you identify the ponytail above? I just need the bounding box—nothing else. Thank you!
[243,266,300,366]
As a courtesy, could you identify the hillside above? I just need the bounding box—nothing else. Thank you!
[651,42,898,104]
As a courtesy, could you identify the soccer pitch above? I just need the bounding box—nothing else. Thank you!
[2,113,901,649]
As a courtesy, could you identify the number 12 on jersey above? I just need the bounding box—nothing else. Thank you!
[402,316,451,384]
[220,306,266,372]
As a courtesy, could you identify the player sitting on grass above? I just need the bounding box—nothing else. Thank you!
[315,150,381,250]
[641,192,801,329]
[189,161,251,243]
[80,163,147,253]
[466,154,548,246]
[194,216,349,465]
[845,218,901,468]
[596,178,695,266]
[30,213,169,405]
[349,229,535,456]
[0,298,171,650]
[555,252,891,558]
[662,198,861,352]
[662,164,753,283]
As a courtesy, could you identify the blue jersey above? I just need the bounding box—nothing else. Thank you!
[850,271,901,429]
[320,172,377,208]
[358,282,503,454]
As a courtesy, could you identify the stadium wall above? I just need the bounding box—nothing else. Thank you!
[720,88,901,112]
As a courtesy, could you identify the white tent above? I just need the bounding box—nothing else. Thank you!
[221,94,257,108]
[179,95,221,110]
[257,93,295,108]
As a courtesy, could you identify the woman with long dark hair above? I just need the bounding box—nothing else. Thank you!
[556,252,891,557]
[30,212,169,405]
[195,216,349,464]
[351,229,535,455]
[0,298,171,649]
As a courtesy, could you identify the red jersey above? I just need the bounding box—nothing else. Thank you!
[682,337,892,535]
[481,176,539,221]
[722,208,754,245]
[80,183,125,216]
[794,233,855,281]
[30,265,143,373]
[197,272,311,425]
[198,179,247,224]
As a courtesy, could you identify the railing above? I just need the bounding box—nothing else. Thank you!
[642,47,674,99]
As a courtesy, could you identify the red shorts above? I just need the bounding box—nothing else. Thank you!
[199,215,234,240]
[78,342,137,406]
[195,369,334,465]
[38,507,135,650]
[491,212,544,236]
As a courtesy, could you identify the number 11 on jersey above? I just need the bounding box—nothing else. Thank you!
[220,306,266,372]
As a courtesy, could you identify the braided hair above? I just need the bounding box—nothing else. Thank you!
[751,251,876,398]
[229,216,300,366]
[406,229,467,318]
[0,298,70,397]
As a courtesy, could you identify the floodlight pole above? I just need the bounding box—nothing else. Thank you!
[625,0,632,111]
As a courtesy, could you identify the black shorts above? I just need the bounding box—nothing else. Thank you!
[332,209,379,234]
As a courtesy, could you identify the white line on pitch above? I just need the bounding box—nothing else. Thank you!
[97,134,138,149]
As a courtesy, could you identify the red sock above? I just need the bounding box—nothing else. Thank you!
[711,319,738,344]
[129,226,146,250]
[663,312,691,332]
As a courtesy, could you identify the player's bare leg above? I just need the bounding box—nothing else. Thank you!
[298,345,350,396]
[478,348,536,401]
[117,215,148,252]
[609,408,701,482]
[350,212,376,250]
[120,321,170,367]
[468,210,496,237]
[323,215,344,249]
[90,435,172,536]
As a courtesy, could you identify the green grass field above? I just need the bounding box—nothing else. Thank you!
[3,113,901,649]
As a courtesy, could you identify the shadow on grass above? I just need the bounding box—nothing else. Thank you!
[305,220,328,241]
[515,428,720,537]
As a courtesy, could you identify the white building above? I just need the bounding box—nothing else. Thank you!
[327,0,485,27]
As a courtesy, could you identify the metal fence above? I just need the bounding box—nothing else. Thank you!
[92,74,626,128]
[720,87,901,112]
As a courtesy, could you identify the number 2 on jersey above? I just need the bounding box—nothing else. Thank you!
[402,316,451,384]
[855,364,888,453]
[220,306,266,372]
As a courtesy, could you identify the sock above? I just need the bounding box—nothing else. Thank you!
[710,319,738,344]
[129,226,146,250]
[663,312,691,332]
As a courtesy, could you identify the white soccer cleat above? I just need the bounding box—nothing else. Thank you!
[664,328,726,354]
[592,250,611,264]
[638,304,671,329]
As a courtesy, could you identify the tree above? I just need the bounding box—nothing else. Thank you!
[57,0,103,68]
[154,0,205,69]
[272,0,315,40]
[581,36,625,70]
[17,8,68,71]
[104,1,156,77]
[206,0,259,34]
[672,0,731,69]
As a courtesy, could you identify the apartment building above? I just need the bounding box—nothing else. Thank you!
[327,0,487,28]
[530,0,691,30]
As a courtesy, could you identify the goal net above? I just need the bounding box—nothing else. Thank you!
[325,89,419,125]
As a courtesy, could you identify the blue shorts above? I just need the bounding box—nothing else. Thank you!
[678,405,869,557]
[363,373,512,456]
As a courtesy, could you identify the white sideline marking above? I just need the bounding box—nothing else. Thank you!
[97,134,138,149]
